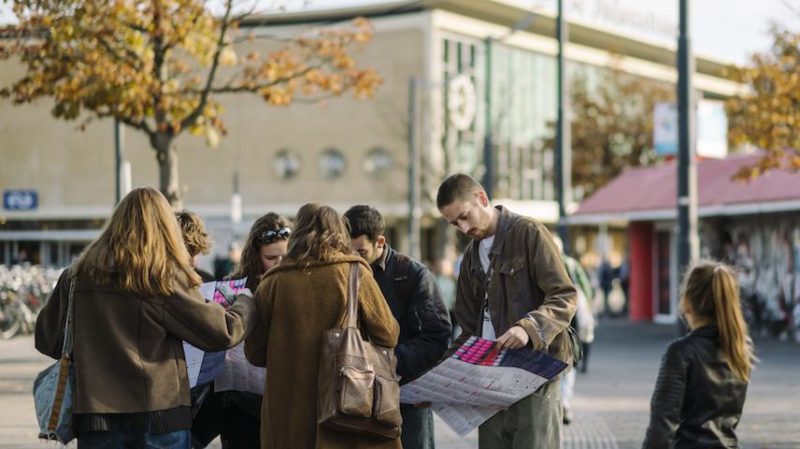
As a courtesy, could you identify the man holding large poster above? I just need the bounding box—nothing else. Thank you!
[436,174,577,449]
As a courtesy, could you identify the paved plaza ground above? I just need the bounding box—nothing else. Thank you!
[1,320,798,448]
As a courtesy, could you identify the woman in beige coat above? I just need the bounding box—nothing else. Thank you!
[245,203,400,449]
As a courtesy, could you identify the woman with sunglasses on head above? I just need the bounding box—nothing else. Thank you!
[192,213,291,449]
[231,214,292,291]
[643,261,755,449]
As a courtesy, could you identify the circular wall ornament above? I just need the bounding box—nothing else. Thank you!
[319,148,346,179]
[447,74,477,131]
[273,148,301,180]
[363,147,394,177]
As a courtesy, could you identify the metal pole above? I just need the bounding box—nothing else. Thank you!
[231,171,242,226]
[677,0,699,333]
[483,37,494,199]
[407,77,421,260]
[114,119,125,205]
[556,0,571,254]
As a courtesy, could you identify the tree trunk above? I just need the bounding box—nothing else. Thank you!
[154,133,181,208]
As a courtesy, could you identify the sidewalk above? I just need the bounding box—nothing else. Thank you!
[557,319,800,449]
[2,320,799,448]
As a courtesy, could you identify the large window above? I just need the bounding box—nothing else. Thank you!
[489,46,557,201]
[441,36,557,201]
[441,35,484,176]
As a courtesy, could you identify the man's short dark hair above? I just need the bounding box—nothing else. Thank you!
[436,173,485,210]
[344,205,385,241]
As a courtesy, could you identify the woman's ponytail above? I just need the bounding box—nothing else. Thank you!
[683,261,755,381]
[710,266,754,381]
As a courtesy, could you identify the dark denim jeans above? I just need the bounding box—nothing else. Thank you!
[77,429,191,449]
[400,404,436,449]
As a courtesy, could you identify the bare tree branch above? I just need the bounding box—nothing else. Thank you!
[96,34,144,71]
[179,0,235,131]
[203,66,317,94]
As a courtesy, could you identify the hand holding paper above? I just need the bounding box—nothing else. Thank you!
[400,336,568,437]
[496,325,529,350]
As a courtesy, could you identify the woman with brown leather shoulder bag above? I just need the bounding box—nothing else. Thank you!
[245,203,400,449]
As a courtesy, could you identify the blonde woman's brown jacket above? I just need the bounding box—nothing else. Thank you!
[455,206,577,363]
[244,255,400,449]
[35,267,255,431]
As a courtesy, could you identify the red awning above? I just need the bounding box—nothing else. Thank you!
[574,153,800,221]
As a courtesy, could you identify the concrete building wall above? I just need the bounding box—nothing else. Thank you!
[0,15,427,222]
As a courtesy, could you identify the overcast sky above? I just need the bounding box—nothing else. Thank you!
[291,0,799,64]
[2,0,797,64]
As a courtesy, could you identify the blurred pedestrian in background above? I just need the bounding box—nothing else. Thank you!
[619,257,630,316]
[214,241,242,281]
[599,257,614,317]
[643,261,755,448]
[552,235,596,425]
[35,187,254,449]
[432,257,458,342]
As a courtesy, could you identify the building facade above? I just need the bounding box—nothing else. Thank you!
[573,154,800,341]
[1,0,738,270]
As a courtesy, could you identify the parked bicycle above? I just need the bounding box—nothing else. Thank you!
[0,265,63,339]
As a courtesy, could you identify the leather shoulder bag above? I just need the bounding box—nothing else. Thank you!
[318,262,402,440]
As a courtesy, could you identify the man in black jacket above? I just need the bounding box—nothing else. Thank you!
[344,205,452,449]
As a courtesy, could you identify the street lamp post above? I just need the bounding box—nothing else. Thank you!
[483,37,494,199]
[555,0,572,253]
[677,0,699,333]
[407,77,421,260]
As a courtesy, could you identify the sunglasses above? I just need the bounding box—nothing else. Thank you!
[259,227,291,245]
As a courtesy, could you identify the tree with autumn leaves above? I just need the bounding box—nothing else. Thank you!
[727,25,800,179]
[0,0,380,205]
[553,68,674,198]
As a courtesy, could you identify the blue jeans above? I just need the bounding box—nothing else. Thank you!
[77,429,191,449]
[400,404,436,449]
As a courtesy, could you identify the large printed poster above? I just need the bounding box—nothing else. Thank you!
[400,336,568,436]
[184,278,250,388]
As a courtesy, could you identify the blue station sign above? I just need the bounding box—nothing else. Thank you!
[3,190,38,210]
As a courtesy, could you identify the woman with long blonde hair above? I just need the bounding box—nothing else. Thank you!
[245,203,400,449]
[643,261,755,448]
[35,187,255,449]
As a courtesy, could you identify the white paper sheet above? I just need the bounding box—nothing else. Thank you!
[184,278,251,389]
[213,343,266,395]
[183,342,205,388]
[399,336,567,437]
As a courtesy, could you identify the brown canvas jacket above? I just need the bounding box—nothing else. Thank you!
[454,206,577,363]
[35,266,255,415]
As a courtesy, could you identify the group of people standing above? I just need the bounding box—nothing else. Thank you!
[35,174,755,449]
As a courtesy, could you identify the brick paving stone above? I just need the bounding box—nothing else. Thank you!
[2,319,799,449]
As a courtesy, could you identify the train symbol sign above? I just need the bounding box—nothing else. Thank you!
[3,190,38,210]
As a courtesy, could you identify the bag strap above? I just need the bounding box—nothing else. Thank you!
[345,262,360,329]
[62,273,77,359]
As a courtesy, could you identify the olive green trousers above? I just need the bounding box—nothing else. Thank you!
[478,378,562,449]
